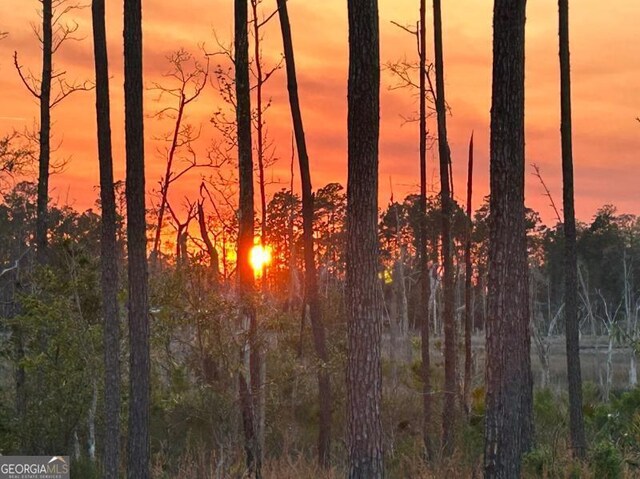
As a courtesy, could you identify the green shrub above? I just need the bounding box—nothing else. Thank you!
[590,440,623,479]
[70,457,100,479]
[523,446,554,477]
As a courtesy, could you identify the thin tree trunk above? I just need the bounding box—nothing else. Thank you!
[235,0,260,476]
[36,0,52,263]
[604,333,613,402]
[463,132,474,413]
[250,1,267,456]
[418,0,433,460]
[432,0,456,454]
[559,0,587,458]
[91,0,121,475]
[251,0,268,286]
[151,98,186,265]
[276,0,332,467]
[484,1,533,477]
[124,0,150,477]
[88,379,98,461]
[197,202,220,282]
[346,0,383,476]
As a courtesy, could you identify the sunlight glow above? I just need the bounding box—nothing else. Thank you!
[250,243,272,276]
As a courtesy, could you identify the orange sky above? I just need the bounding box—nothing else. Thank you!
[0,0,638,226]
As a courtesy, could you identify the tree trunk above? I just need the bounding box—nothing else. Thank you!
[250,0,267,456]
[151,96,186,265]
[36,0,52,263]
[88,379,98,461]
[484,1,534,477]
[432,0,456,454]
[250,0,268,288]
[197,202,220,282]
[559,0,587,458]
[346,0,383,476]
[604,334,613,402]
[235,0,260,476]
[463,132,474,413]
[276,0,332,467]
[418,0,433,460]
[91,0,121,475]
[124,0,150,477]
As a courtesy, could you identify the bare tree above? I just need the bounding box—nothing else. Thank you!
[559,0,587,458]
[123,0,150,477]
[13,0,92,263]
[166,199,197,267]
[150,49,209,265]
[432,0,456,453]
[384,5,436,458]
[250,0,280,272]
[235,0,260,476]
[346,0,383,476]
[484,0,534,477]
[91,0,120,476]
[463,132,474,412]
[196,200,220,282]
[276,0,332,467]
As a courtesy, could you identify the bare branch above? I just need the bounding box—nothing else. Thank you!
[531,163,562,224]
[50,77,94,108]
[13,52,41,99]
[391,20,417,36]
[257,7,280,29]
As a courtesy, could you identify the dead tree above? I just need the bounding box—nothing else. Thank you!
[432,0,456,453]
[559,0,587,458]
[166,200,197,267]
[150,49,209,265]
[196,200,221,282]
[276,0,332,467]
[385,4,436,458]
[235,0,260,476]
[419,0,433,459]
[463,132,474,413]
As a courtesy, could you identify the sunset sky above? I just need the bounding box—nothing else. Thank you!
[0,0,638,226]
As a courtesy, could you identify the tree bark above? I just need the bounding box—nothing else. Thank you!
[432,0,456,454]
[235,0,260,476]
[346,0,383,477]
[91,0,121,475]
[418,0,433,460]
[484,1,534,477]
[276,0,332,467]
[559,0,587,459]
[123,0,150,477]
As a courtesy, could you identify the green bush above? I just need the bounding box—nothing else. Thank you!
[523,446,553,477]
[590,440,623,479]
